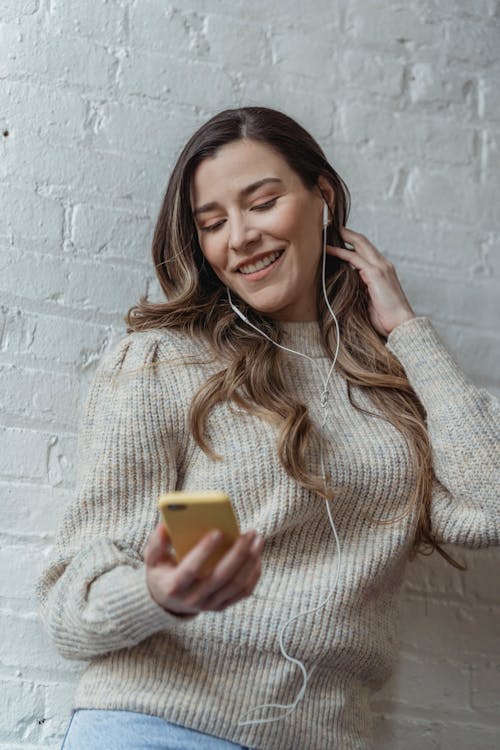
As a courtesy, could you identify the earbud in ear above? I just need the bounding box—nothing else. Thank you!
[323,202,329,228]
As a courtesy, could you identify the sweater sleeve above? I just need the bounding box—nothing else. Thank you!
[36,331,193,661]
[386,317,500,549]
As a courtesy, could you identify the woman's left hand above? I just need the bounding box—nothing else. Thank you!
[327,227,416,337]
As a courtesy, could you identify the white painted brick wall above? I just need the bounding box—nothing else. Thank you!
[1,1,499,747]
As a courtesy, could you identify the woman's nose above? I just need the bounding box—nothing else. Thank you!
[228,213,261,252]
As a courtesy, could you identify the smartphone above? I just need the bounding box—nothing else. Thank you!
[157,490,241,576]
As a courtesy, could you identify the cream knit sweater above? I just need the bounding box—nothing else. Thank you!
[37,316,500,750]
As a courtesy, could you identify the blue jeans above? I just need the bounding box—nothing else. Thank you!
[61,709,250,749]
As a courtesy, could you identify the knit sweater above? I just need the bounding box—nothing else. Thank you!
[37,316,500,750]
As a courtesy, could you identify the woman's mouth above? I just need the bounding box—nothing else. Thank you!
[237,249,285,281]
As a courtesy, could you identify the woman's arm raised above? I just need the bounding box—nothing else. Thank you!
[328,228,499,548]
[327,227,500,547]
[386,316,500,548]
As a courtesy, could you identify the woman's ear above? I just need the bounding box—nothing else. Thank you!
[317,176,335,222]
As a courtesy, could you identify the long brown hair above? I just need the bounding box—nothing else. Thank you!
[127,105,464,570]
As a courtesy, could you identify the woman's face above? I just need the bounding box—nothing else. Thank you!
[190,138,334,322]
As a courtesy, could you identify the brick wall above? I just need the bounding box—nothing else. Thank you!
[1,1,499,747]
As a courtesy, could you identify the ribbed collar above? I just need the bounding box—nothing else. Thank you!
[278,319,326,359]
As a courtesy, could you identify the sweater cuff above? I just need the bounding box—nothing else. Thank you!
[87,564,196,644]
[386,316,474,405]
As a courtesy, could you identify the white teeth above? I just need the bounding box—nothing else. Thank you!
[239,250,283,275]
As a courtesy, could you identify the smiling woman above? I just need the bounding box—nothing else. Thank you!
[37,106,500,750]
[190,139,333,321]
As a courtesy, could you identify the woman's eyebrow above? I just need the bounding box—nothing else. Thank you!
[193,177,284,216]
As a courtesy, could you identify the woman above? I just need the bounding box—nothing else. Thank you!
[37,106,499,750]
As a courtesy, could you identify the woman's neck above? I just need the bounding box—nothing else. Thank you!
[278,319,326,359]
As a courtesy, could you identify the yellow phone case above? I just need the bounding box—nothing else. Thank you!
[157,491,241,576]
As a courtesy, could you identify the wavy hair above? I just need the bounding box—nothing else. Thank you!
[126,105,464,570]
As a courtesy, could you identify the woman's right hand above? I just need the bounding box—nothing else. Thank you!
[144,522,264,617]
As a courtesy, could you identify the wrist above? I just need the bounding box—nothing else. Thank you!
[387,310,416,336]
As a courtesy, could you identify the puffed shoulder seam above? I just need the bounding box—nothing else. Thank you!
[94,327,196,379]
[89,328,201,467]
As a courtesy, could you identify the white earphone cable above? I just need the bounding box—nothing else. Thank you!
[227,203,342,727]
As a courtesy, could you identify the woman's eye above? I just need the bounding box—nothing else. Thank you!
[202,221,224,233]
[252,198,278,211]
[200,198,277,233]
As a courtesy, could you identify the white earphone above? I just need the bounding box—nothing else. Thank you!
[226,201,343,728]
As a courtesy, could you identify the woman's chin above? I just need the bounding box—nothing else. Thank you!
[236,286,291,313]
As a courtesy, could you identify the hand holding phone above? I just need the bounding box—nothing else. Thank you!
[157,491,241,576]
[144,491,264,617]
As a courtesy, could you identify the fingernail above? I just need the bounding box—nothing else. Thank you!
[251,535,263,553]
[211,530,223,543]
